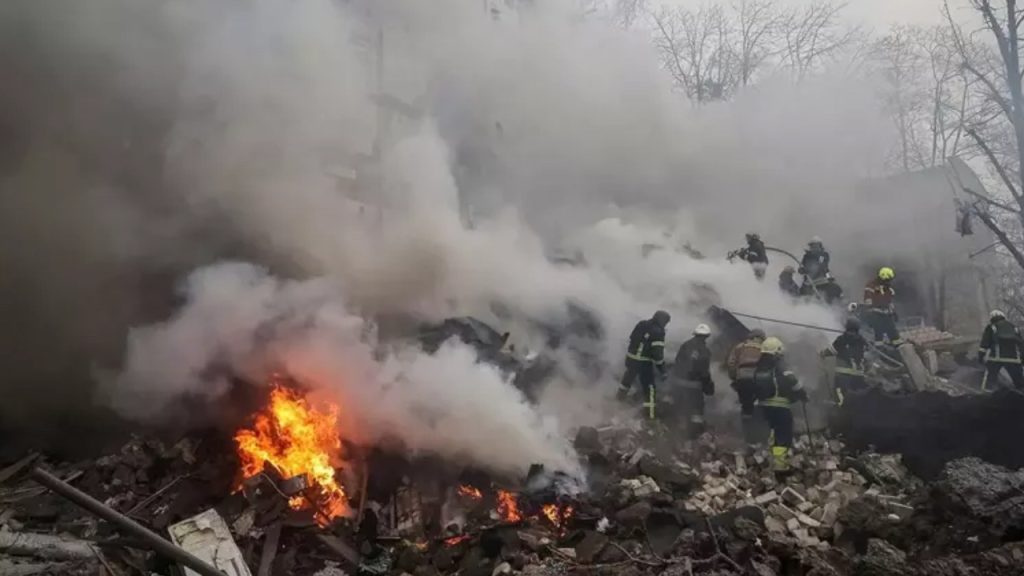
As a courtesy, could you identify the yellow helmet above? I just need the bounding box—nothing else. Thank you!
[878,267,895,281]
[761,336,785,355]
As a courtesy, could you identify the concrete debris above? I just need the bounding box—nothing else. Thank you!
[937,457,1024,537]
[0,529,96,561]
[168,509,252,576]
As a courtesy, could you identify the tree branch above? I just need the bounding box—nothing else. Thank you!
[972,202,1024,271]
[966,127,1023,201]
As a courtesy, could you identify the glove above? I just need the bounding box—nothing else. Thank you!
[798,266,806,275]
[702,378,715,396]
[977,351,986,364]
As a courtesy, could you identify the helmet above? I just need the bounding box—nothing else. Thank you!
[845,317,861,331]
[878,267,895,281]
[991,310,1006,320]
[761,337,784,355]
[693,323,712,336]
[748,328,766,340]
[783,265,795,274]
[847,301,860,313]
[809,236,823,246]
[653,310,671,326]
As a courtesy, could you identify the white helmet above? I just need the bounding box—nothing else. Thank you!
[693,323,712,336]
[991,310,1006,320]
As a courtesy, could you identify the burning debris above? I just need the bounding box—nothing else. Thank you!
[234,379,349,526]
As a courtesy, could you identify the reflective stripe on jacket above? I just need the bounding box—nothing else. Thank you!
[625,319,666,364]
[980,319,1024,364]
[753,356,805,408]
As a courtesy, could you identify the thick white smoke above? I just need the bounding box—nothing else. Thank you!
[98,0,893,473]
[110,262,579,476]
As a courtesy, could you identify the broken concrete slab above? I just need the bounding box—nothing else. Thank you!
[614,502,652,526]
[573,531,608,564]
[937,457,1024,535]
[168,509,253,576]
[0,529,96,560]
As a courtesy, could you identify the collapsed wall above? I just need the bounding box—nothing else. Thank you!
[834,388,1024,479]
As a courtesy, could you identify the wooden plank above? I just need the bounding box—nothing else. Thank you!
[256,523,281,576]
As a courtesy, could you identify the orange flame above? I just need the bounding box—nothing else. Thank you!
[235,383,348,526]
[541,503,574,530]
[444,535,471,547]
[458,485,483,500]
[496,490,522,523]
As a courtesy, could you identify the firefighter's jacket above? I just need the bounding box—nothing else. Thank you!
[980,318,1024,364]
[800,249,831,281]
[625,319,666,366]
[753,355,807,408]
[739,239,769,264]
[831,331,868,375]
[727,338,764,380]
[864,279,896,311]
[673,336,713,392]
[779,273,800,297]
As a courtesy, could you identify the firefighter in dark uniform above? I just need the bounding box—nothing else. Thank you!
[799,236,831,296]
[779,266,800,298]
[618,310,670,418]
[734,233,770,280]
[979,310,1024,390]
[752,337,807,478]
[671,324,715,437]
[828,317,868,405]
[726,328,766,444]
[863,267,902,346]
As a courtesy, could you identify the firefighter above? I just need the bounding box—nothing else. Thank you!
[618,310,670,418]
[671,324,715,437]
[726,328,766,445]
[978,310,1024,390]
[799,237,831,296]
[828,317,868,405]
[752,337,807,478]
[863,267,902,346]
[821,275,844,306]
[778,266,800,298]
[734,233,769,280]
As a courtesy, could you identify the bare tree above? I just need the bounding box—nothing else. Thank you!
[872,26,975,172]
[578,0,650,28]
[647,0,858,103]
[651,3,735,102]
[945,0,1024,277]
[780,0,859,79]
[732,0,784,86]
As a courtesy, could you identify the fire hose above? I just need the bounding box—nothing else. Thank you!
[721,309,906,368]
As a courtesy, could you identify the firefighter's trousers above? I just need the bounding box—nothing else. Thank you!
[732,378,758,444]
[834,372,866,406]
[866,309,901,345]
[619,358,657,418]
[983,361,1024,390]
[761,404,794,472]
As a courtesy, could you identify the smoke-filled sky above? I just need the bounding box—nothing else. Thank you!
[0,0,978,471]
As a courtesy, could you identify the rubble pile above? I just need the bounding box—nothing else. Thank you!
[3,416,1024,575]
[835,387,1024,478]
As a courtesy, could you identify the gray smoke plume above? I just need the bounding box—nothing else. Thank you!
[109,262,580,476]
[0,0,916,466]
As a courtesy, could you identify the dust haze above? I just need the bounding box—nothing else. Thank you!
[0,0,928,471]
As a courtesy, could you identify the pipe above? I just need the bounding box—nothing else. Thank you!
[723,309,906,367]
[28,467,226,576]
[725,310,844,334]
